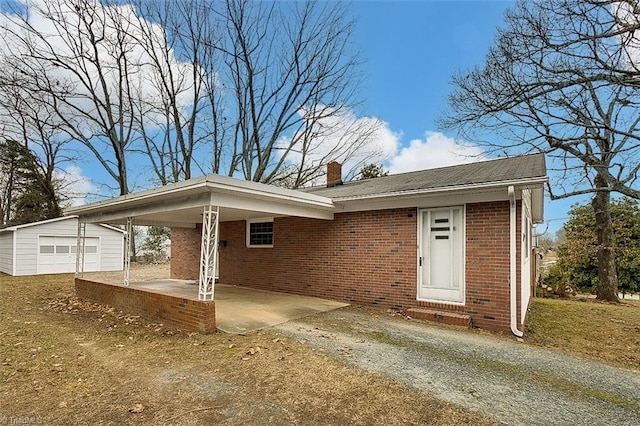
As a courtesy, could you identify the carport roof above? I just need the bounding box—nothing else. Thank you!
[66,174,336,227]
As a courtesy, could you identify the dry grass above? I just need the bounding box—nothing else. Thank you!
[525,297,640,371]
[0,273,493,425]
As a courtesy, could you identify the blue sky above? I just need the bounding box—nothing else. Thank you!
[0,0,576,234]
[352,0,509,140]
[351,0,576,234]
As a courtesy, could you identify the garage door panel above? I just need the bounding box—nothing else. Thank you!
[38,236,100,274]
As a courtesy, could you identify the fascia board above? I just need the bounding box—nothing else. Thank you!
[204,182,334,210]
[330,177,548,203]
[333,177,548,214]
[66,175,335,219]
[207,192,334,220]
[335,187,510,212]
[531,187,545,223]
[204,175,334,207]
[65,182,210,216]
[2,215,78,231]
[76,192,213,223]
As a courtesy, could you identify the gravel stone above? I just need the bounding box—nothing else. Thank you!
[272,308,640,426]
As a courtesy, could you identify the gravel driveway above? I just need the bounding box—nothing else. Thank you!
[271,307,640,426]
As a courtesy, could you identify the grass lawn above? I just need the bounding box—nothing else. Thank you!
[0,273,492,425]
[525,297,640,371]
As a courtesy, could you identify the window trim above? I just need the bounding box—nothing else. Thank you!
[246,217,274,248]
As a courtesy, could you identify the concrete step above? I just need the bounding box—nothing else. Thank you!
[406,308,472,328]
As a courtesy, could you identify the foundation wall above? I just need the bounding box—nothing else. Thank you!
[75,278,216,333]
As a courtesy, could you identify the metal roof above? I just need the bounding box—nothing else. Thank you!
[306,153,546,199]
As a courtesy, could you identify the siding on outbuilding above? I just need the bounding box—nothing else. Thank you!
[0,231,14,275]
[0,216,124,276]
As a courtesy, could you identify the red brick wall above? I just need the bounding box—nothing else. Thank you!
[463,201,521,332]
[170,202,526,333]
[219,209,418,309]
[75,278,215,333]
[171,226,201,280]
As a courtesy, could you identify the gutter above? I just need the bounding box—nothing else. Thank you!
[508,185,524,337]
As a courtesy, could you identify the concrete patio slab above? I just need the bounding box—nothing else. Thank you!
[129,279,199,299]
[214,285,349,334]
[126,280,349,334]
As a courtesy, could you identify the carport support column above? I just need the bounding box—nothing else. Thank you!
[75,220,86,277]
[198,205,219,301]
[123,217,133,286]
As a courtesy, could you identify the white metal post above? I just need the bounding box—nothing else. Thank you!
[124,217,133,286]
[75,221,86,277]
[198,205,219,301]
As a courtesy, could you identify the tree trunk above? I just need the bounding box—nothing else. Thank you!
[591,176,619,302]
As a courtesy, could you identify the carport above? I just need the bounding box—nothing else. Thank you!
[67,175,340,333]
[126,280,348,334]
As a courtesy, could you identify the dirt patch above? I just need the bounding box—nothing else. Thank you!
[0,274,492,425]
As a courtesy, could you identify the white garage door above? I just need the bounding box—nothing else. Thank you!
[38,236,100,274]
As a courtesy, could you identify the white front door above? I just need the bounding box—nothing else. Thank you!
[418,207,464,303]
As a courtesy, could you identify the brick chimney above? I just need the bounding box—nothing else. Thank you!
[326,161,343,187]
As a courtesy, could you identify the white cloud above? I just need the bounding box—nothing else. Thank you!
[277,106,401,182]
[387,131,484,174]
[277,110,487,184]
[55,165,98,207]
[0,0,199,132]
[611,1,640,70]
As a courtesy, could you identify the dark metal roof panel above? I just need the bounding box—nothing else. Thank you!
[306,153,546,199]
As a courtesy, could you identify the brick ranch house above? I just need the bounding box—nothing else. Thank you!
[68,154,547,335]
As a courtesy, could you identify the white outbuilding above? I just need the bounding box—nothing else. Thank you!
[0,216,125,276]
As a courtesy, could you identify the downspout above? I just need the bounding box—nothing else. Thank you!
[508,185,524,337]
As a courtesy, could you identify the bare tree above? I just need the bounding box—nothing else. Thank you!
[126,0,224,185]
[129,0,380,188]
[441,0,640,301]
[219,0,380,187]
[0,0,145,195]
[0,74,72,225]
[0,0,384,194]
